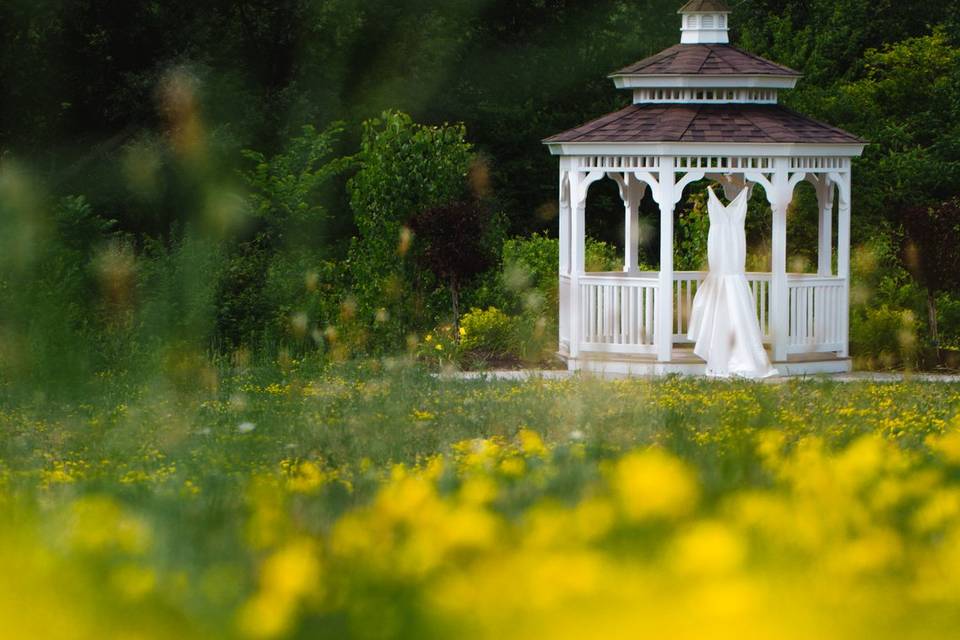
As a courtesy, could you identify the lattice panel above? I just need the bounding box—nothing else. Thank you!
[577,156,660,170]
[790,157,851,171]
[633,88,778,104]
[676,156,773,170]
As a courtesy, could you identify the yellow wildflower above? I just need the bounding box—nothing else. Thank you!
[609,449,698,521]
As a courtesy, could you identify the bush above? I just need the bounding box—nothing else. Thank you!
[217,123,349,349]
[937,293,960,349]
[263,251,346,350]
[460,307,517,361]
[851,305,921,370]
[502,233,621,316]
[347,112,473,352]
[849,232,928,367]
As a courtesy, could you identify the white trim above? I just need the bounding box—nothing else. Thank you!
[634,87,778,104]
[681,29,729,44]
[565,355,852,377]
[547,142,866,158]
[680,10,730,44]
[612,75,799,90]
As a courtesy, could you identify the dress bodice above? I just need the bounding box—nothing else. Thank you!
[706,186,748,276]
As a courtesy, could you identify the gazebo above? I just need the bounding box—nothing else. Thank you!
[545,0,866,376]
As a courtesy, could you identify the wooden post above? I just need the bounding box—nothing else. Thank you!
[623,176,645,274]
[837,172,852,357]
[559,168,571,276]
[817,177,834,277]
[558,167,571,355]
[769,159,791,363]
[569,170,585,359]
[656,161,676,363]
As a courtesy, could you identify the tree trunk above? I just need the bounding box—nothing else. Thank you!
[450,279,461,343]
[927,292,941,365]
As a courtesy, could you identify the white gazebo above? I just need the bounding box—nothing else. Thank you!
[545,0,866,376]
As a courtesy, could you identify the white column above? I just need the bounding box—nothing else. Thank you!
[769,159,791,363]
[558,168,571,355]
[656,161,677,363]
[816,177,835,277]
[568,170,588,360]
[559,171,571,276]
[623,176,645,273]
[837,173,852,357]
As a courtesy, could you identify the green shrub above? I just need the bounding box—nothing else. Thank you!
[217,124,349,349]
[502,233,621,316]
[849,232,928,367]
[502,233,559,315]
[937,293,960,349]
[263,251,346,350]
[676,190,709,271]
[585,238,621,273]
[347,112,473,352]
[851,305,921,370]
[460,307,517,360]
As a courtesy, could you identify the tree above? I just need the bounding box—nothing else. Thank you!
[347,111,473,351]
[789,30,960,231]
[409,199,497,338]
[217,123,348,347]
[901,198,960,364]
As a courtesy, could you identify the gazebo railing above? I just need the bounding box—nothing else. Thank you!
[577,273,658,353]
[786,274,846,352]
[670,272,771,343]
[563,271,845,358]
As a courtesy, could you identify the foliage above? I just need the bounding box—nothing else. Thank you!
[737,0,960,85]
[3,1,960,370]
[408,199,501,335]
[849,232,928,368]
[218,123,348,348]
[799,30,960,229]
[675,190,710,271]
[850,305,921,370]
[0,178,121,392]
[347,111,473,351]
[262,252,346,350]
[901,198,960,358]
[459,307,517,361]
[4,370,960,637]
[501,233,560,316]
[502,233,619,315]
[240,123,351,227]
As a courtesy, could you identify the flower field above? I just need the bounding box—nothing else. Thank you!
[3,367,960,639]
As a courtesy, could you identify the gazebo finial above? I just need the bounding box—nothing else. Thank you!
[678,0,732,44]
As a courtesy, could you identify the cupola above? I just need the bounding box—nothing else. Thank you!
[607,1,801,105]
[679,0,731,44]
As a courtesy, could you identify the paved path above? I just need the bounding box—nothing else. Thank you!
[443,370,960,383]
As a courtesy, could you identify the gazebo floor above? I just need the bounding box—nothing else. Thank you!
[562,347,851,377]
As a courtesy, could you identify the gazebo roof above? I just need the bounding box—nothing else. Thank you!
[545,1,864,151]
[612,44,800,78]
[677,0,731,13]
[544,104,864,145]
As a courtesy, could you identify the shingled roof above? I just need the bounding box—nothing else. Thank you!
[612,44,801,77]
[678,0,731,12]
[544,104,864,145]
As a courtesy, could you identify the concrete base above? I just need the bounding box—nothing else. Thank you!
[561,348,852,378]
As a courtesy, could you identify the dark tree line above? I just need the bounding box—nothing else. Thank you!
[3,0,958,241]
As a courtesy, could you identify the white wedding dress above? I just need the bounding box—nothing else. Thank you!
[687,187,778,379]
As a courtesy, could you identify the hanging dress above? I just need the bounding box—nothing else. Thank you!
[687,187,778,379]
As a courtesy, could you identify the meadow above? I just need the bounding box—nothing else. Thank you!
[3,362,960,639]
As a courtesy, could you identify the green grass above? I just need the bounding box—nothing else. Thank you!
[2,362,960,639]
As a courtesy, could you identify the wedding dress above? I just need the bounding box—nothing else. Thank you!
[687,187,778,379]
